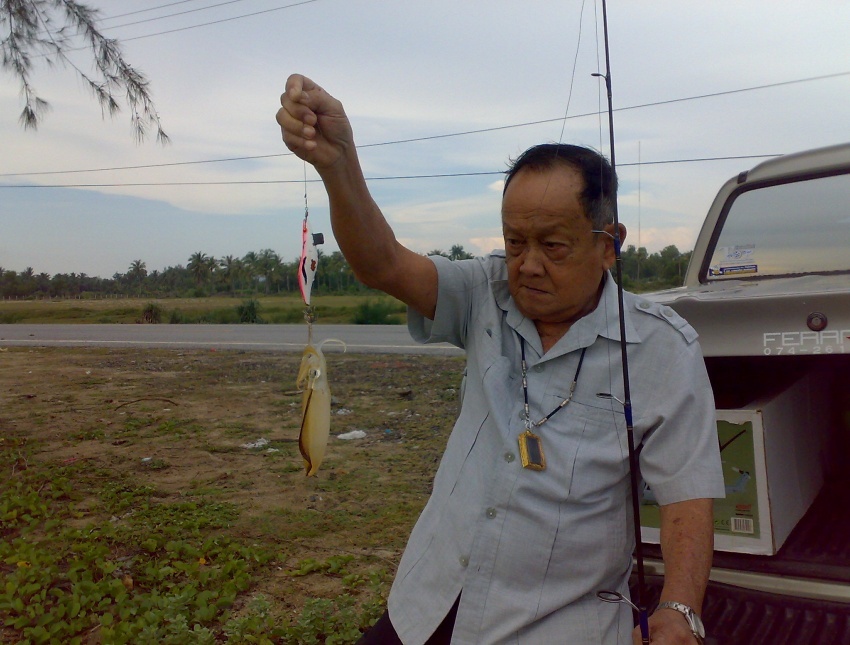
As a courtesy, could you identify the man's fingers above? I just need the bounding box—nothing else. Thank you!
[283,73,306,103]
[283,74,324,108]
[282,132,317,152]
[276,103,315,131]
[276,96,318,149]
[278,91,317,123]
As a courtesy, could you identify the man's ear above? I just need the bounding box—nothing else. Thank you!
[601,223,627,270]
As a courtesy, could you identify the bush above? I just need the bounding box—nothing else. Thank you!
[141,302,162,323]
[0,311,24,323]
[236,299,262,324]
[352,300,404,325]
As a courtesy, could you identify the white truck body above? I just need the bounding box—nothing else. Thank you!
[641,143,850,644]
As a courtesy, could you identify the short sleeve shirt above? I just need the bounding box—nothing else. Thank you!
[387,252,725,645]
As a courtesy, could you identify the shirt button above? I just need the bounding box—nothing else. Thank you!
[662,307,676,318]
[533,364,544,373]
[459,555,469,567]
[504,452,516,463]
[486,507,497,519]
[638,301,651,310]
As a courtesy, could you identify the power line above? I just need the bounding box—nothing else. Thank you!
[104,0,255,31]
[0,153,287,178]
[2,69,845,179]
[0,156,780,189]
[33,0,319,55]
[0,172,498,188]
[110,0,319,43]
[101,0,230,22]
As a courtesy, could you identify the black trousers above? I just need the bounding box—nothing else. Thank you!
[356,596,460,645]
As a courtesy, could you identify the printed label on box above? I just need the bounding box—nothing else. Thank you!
[640,419,761,540]
[714,419,760,539]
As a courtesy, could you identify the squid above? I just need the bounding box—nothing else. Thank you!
[297,340,332,477]
[296,338,344,476]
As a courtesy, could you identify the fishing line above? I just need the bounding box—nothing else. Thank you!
[555,0,589,146]
[433,0,594,301]
[536,0,589,208]
[299,159,317,345]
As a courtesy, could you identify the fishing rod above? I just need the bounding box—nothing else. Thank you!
[591,0,651,643]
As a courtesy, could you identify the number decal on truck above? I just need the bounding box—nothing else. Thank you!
[763,331,849,355]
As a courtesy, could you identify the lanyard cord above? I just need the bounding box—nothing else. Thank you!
[520,339,587,429]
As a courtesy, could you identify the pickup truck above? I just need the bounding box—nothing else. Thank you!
[640,143,850,644]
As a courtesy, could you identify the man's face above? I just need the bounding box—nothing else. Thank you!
[501,165,616,327]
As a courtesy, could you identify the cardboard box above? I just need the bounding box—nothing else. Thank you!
[640,372,826,555]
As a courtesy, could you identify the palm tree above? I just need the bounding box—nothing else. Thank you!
[128,260,147,297]
[242,251,259,293]
[218,255,243,295]
[257,249,282,294]
[449,245,474,261]
[187,252,213,290]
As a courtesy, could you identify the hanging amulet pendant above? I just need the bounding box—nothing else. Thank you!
[518,430,546,471]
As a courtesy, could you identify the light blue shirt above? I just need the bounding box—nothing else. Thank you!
[388,252,725,644]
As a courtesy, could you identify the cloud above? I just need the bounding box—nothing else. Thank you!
[3,1,850,278]
[469,236,505,256]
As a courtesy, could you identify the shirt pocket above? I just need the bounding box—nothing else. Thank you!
[567,402,633,567]
[564,400,631,503]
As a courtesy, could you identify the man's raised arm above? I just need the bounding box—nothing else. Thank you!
[277,74,437,319]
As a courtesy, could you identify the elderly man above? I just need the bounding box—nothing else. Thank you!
[277,74,724,645]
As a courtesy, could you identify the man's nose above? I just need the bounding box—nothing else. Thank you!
[519,246,546,275]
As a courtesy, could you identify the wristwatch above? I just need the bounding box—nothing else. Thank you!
[657,601,705,644]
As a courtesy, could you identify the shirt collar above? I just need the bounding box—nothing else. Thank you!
[577,271,641,345]
[492,271,641,357]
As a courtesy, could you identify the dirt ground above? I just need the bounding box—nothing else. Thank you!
[0,345,465,619]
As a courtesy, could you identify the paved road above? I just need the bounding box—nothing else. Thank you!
[0,324,464,356]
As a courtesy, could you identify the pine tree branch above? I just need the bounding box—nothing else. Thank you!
[0,0,168,143]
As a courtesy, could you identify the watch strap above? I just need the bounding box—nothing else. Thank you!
[657,601,705,644]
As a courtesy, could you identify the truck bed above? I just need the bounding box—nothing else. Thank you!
[636,569,850,645]
[640,481,850,643]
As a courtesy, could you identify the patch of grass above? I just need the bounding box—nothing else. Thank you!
[69,427,106,441]
[0,445,278,643]
[352,299,406,325]
[154,418,205,438]
[141,457,170,470]
[0,294,406,325]
[0,347,464,643]
[0,311,25,323]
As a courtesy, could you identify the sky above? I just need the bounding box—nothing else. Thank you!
[2,0,849,279]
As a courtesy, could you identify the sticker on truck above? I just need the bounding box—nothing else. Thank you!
[709,244,759,276]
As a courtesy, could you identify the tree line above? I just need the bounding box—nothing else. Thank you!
[0,244,692,300]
